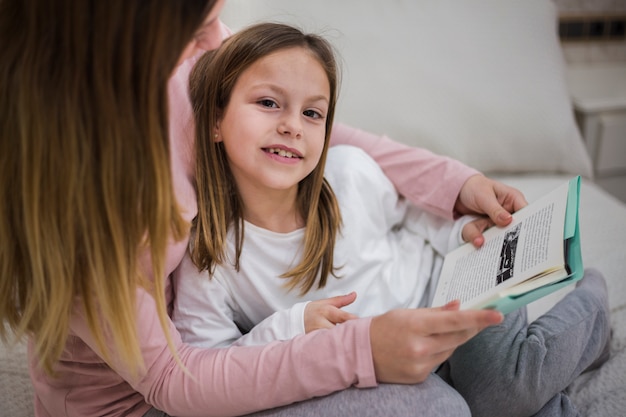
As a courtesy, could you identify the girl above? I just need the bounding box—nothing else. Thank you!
[175,22,612,417]
[175,22,484,347]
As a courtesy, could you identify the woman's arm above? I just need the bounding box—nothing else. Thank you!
[65,286,501,417]
[330,123,477,220]
[71,288,376,417]
[330,123,528,244]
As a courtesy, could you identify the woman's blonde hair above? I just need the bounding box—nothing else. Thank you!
[0,0,215,375]
[189,23,342,295]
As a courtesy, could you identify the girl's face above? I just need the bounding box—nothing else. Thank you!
[177,0,226,66]
[217,47,330,199]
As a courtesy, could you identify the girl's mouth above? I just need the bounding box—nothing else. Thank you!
[264,147,302,159]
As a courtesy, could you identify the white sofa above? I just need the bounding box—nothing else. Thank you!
[2,1,625,415]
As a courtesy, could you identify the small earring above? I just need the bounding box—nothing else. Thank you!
[214,133,219,139]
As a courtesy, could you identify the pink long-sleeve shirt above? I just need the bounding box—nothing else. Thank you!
[29,22,478,417]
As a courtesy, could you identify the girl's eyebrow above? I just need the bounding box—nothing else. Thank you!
[253,83,329,103]
[308,95,330,104]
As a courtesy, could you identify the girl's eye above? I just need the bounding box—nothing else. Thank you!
[303,109,323,119]
[258,99,278,108]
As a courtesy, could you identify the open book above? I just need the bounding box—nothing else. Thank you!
[431,177,583,314]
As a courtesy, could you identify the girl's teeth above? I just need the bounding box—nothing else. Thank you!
[270,148,295,158]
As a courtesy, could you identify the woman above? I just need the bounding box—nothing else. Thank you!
[0,0,521,416]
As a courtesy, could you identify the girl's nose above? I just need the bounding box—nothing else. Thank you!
[278,113,303,139]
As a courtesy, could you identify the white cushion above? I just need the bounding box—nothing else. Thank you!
[221,0,593,178]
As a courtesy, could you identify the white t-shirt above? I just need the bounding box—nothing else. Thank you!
[173,145,471,348]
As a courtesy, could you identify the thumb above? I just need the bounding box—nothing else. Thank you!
[475,193,512,227]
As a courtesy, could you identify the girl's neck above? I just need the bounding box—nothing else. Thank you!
[239,187,304,233]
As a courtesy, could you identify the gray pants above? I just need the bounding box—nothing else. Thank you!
[145,269,610,417]
[437,268,611,417]
[143,374,470,417]
[241,375,469,417]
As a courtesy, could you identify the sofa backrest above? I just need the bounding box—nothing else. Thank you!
[220,0,593,178]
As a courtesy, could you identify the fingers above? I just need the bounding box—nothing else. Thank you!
[305,306,357,332]
[455,175,528,229]
[490,183,528,227]
[317,293,359,322]
[324,291,357,309]
[304,293,359,333]
[369,307,503,383]
[496,183,528,216]
[426,311,502,360]
[427,308,503,333]
[475,190,513,227]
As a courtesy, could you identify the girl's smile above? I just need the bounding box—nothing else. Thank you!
[263,145,304,163]
[217,46,330,196]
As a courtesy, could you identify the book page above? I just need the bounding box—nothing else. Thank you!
[431,181,569,308]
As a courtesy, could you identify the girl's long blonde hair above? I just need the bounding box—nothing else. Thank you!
[0,0,215,376]
[189,23,342,295]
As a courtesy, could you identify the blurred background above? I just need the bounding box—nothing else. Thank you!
[555,0,626,203]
